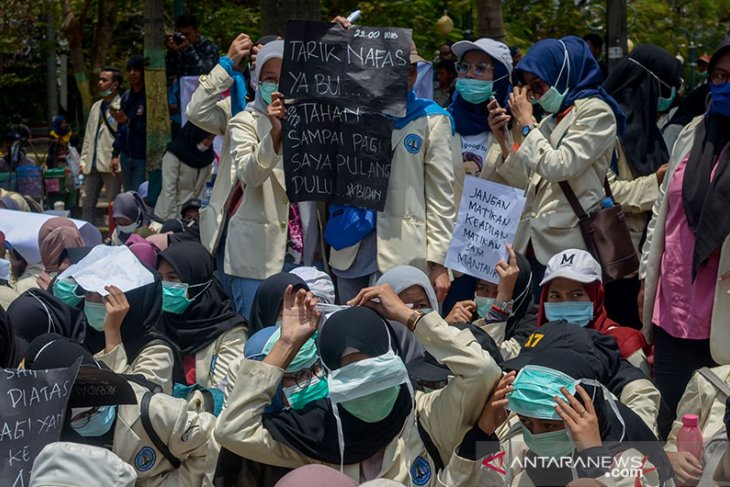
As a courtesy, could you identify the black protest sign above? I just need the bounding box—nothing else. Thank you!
[0,360,80,487]
[280,20,411,117]
[283,101,393,211]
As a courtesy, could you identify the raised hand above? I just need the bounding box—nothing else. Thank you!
[554,385,602,452]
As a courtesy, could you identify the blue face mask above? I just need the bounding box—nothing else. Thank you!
[522,426,574,459]
[283,375,329,410]
[709,82,730,118]
[507,365,578,420]
[53,278,83,306]
[259,81,278,105]
[657,86,676,112]
[84,301,107,332]
[69,405,117,437]
[161,281,210,315]
[475,296,494,319]
[543,301,594,327]
[456,78,495,104]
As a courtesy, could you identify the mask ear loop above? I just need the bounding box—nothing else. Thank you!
[187,279,213,301]
[626,57,674,95]
[29,291,57,335]
[579,378,626,441]
[555,40,571,97]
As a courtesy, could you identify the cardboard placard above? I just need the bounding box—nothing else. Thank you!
[445,177,526,283]
[0,360,81,486]
[280,20,411,117]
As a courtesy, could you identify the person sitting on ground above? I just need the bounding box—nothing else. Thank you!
[110,191,162,245]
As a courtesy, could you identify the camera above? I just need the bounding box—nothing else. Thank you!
[173,32,185,45]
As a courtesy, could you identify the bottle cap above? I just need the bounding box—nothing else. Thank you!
[682,414,699,427]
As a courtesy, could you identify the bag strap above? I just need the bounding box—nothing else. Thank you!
[698,367,730,397]
[557,181,589,221]
[100,102,117,135]
[140,391,182,469]
[416,415,444,473]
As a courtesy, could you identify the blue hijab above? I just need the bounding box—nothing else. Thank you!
[394,90,455,134]
[219,56,248,116]
[515,36,625,136]
[447,56,512,136]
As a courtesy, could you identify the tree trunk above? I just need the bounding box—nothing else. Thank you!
[475,0,506,42]
[143,0,170,205]
[260,0,320,37]
[60,0,92,117]
[89,0,118,98]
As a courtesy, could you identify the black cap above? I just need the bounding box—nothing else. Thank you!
[501,321,622,383]
[180,198,201,216]
[25,334,137,407]
[407,323,504,385]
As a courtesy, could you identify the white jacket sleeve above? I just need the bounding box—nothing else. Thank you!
[229,112,282,188]
[186,64,233,136]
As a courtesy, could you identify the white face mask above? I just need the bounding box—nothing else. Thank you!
[116,222,139,234]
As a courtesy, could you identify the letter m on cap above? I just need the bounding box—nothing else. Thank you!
[560,253,575,265]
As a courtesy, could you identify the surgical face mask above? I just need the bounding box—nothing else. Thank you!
[657,86,676,112]
[69,405,117,437]
[99,88,113,97]
[543,301,594,327]
[522,426,574,459]
[709,82,730,118]
[116,222,139,234]
[282,375,329,410]
[475,296,494,319]
[538,42,570,114]
[456,78,494,104]
[195,141,210,152]
[53,278,83,306]
[342,386,401,423]
[84,301,107,332]
[162,280,211,315]
[507,365,578,421]
[259,81,278,105]
[419,307,434,314]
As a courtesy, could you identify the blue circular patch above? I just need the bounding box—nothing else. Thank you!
[411,456,432,485]
[404,134,423,154]
[135,446,156,472]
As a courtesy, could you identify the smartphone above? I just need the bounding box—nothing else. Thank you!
[490,96,513,147]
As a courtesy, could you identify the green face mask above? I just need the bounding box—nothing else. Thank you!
[53,278,83,306]
[474,296,494,319]
[456,78,495,104]
[162,280,210,315]
[259,81,278,105]
[99,88,113,97]
[283,376,329,410]
[657,87,676,112]
[522,426,574,459]
[341,386,400,423]
[84,301,107,332]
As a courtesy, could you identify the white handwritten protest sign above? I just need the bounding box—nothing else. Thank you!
[446,177,526,284]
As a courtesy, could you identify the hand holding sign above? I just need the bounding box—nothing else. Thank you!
[268,92,287,153]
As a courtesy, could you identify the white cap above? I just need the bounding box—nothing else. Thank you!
[0,258,9,281]
[30,442,137,487]
[451,38,513,73]
[540,249,602,286]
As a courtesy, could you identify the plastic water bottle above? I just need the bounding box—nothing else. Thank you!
[677,414,704,462]
[601,197,614,208]
[200,181,213,208]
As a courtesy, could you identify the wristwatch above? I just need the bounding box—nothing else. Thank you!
[521,124,537,137]
[406,310,426,331]
[491,299,514,315]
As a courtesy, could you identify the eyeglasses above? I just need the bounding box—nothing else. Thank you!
[70,407,100,427]
[456,61,493,77]
[710,69,729,86]
[524,79,547,98]
[283,361,326,389]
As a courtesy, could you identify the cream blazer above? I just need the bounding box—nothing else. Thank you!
[80,95,121,174]
[488,97,617,265]
[639,115,730,365]
[330,114,463,274]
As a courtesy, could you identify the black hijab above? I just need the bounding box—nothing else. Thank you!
[157,242,245,355]
[262,307,412,465]
[166,121,215,169]
[603,44,682,176]
[505,251,535,342]
[82,271,176,363]
[0,305,20,368]
[248,272,309,335]
[7,288,87,358]
[682,37,730,280]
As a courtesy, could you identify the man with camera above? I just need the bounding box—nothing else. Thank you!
[167,13,220,78]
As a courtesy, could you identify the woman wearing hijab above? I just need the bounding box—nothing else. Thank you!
[46,114,79,168]
[222,40,323,322]
[446,38,513,180]
[156,241,246,389]
[448,245,535,361]
[640,37,730,425]
[216,284,500,485]
[23,333,217,487]
[83,277,180,394]
[486,36,625,289]
[0,305,20,367]
[6,288,86,357]
[601,45,682,329]
[441,350,672,486]
[154,121,216,220]
[248,271,309,335]
[538,249,649,375]
[110,191,161,245]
